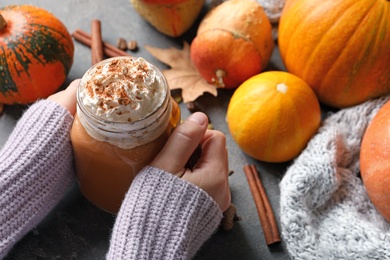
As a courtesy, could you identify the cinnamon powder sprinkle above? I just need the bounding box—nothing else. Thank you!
[85,58,150,113]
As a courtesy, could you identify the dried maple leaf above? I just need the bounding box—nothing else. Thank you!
[145,42,218,103]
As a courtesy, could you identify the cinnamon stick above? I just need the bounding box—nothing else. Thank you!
[72,29,131,58]
[91,20,104,64]
[244,164,280,246]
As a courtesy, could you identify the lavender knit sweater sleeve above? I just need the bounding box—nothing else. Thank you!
[0,100,75,259]
[107,166,223,260]
[1,100,222,259]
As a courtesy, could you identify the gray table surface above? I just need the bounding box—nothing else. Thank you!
[1,1,293,259]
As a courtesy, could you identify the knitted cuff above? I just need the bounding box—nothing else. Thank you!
[280,95,390,259]
[107,166,223,260]
[0,100,76,259]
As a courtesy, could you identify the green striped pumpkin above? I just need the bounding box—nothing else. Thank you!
[0,5,74,104]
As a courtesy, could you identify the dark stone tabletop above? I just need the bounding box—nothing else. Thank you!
[1,1,292,259]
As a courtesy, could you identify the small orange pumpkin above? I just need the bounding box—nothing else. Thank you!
[226,71,321,163]
[360,100,390,221]
[0,5,74,105]
[278,0,390,108]
[190,0,274,89]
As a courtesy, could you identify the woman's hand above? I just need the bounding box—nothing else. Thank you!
[151,112,231,212]
[47,79,79,116]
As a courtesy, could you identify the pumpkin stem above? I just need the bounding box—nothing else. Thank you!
[213,69,226,88]
[0,14,7,31]
[276,83,288,93]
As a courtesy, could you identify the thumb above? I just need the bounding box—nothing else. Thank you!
[151,112,208,176]
[48,79,79,116]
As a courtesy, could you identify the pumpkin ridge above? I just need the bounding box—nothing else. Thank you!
[0,45,18,96]
[288,90,312,151]
[230,85,272,139]
[343,1,384,89]
[247,84,278,159]
[301,0,369,83]
[12,45,30,77]
[347,1,390,101]
[283,0,337,68]
[301,0,357,80]
[28,23,73,73]
[273,88,301,159]
[30,20,74,48]
[315,1,378,98]
[280,0,308,61]
[378,1,389,42]
[228,98,248,140]
[263,92,282,160]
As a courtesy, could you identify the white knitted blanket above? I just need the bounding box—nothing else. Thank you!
[280,96,390,259]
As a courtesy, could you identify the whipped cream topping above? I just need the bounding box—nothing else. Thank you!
[79,57,166,122]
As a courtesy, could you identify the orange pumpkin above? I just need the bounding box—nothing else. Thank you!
[226,71,321,163]
[278,0,390,108]
[130,0,205,37]
[0,5,74,105]
[360,100,390,221]
[190,0,274,89]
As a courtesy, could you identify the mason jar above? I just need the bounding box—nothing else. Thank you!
[70,56,180,214]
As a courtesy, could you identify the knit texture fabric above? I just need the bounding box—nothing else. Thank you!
[0,100,75,259]
[1,100,222,259]
[106,166,223,260]
[280,96,390,259]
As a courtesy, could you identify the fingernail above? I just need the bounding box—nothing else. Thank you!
[188,112,207,126]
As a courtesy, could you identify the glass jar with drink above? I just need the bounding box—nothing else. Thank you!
[70,56,180,214]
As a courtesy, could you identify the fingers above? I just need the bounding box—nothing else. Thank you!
[152,112,231,212]
[47,79,80,116]
[193,130,229,174]
[151,112,208,176]
[182,130,231,211]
